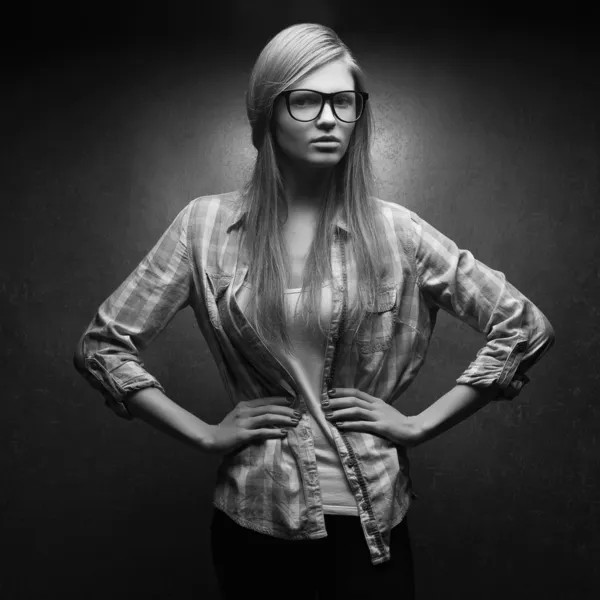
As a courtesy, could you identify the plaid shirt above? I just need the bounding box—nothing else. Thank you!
[74,191,555,565]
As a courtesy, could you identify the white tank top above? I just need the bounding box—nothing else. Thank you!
[236,282,359,516]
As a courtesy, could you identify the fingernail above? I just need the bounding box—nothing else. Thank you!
[327,389,336,396]
[293,411,301,419]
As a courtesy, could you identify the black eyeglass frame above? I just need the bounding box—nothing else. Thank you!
[278,89,370,123]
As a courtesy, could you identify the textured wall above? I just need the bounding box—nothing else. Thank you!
[2,5,599,599]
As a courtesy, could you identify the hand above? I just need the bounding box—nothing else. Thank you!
[325,388,423,447]
[208,396,300,456]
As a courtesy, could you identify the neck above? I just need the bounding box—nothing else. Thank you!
[278,155,334,213]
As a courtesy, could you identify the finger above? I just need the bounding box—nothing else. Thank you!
[334,420,374,432]
[252,405,297,418]
[253,428,289,439]
[327,396,371,412]
[327,407,374,421]
[327,388,376,403]
[247,396,292,408]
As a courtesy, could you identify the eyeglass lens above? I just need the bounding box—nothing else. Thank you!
[288,91,363,122]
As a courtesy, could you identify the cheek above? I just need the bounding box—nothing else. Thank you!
[342,124,356,148]
[275,118,308,152]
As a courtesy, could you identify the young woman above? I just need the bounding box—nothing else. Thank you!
[74,23,555,599]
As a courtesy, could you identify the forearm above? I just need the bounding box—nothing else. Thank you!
[410,384,498,446]
[123,387,216,453]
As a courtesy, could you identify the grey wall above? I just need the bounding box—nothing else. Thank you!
[2,4,599,599]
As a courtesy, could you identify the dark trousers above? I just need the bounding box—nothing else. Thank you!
[210,507,416,599]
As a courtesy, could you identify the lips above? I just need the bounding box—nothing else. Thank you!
[312,136,340,143]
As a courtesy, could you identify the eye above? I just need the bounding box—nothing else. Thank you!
[334,93,355,107]
[290,91,320,107]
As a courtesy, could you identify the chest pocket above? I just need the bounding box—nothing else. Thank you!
[205,272,233,329]
[355,286,398,354]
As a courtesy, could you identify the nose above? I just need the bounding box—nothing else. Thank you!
[316,99,337,125]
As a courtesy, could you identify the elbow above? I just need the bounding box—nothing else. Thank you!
[73,351,85,374]
[541,314,556,349]
[543,323,556,357]
[527,306,556,353]
[73,335,88,373]
[521,314,555,367]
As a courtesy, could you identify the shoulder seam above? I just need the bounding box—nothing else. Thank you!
[375,198,421,288]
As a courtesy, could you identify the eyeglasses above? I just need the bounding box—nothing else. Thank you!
[279,89,369,123]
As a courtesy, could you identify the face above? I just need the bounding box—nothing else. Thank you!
[273,59,357,171]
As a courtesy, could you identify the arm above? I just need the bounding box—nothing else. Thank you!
[409,384,497,446]
[122,387,215,452]
[73,201,201,425]
[407,210,555,443]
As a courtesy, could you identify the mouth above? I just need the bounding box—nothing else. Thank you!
[311,139,341,148]
[312,137,340,144]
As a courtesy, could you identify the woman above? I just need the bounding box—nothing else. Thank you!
[74,23,555,599]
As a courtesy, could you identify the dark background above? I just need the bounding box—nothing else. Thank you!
[2,1,599,598]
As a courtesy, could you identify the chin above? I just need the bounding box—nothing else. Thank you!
[304,154,343,168]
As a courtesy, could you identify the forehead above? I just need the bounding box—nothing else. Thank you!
[291,59,355,92]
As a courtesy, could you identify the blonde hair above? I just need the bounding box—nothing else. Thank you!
[240,23,392,355]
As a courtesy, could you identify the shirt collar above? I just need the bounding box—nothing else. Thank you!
[226,204,349,235]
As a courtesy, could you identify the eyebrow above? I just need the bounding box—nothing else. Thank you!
[284,88,357,93]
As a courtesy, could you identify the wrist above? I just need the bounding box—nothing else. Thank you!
[197,423,218,453]
[407,414,429,446]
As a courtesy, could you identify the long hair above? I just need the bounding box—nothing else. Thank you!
[240,22,392,356]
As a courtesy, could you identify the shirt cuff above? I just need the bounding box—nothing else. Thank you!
[85,357,166,419]
[455,339,530,401]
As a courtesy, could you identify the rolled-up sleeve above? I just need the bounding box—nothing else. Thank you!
[73,202,193,418]
[409,210,555,401]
